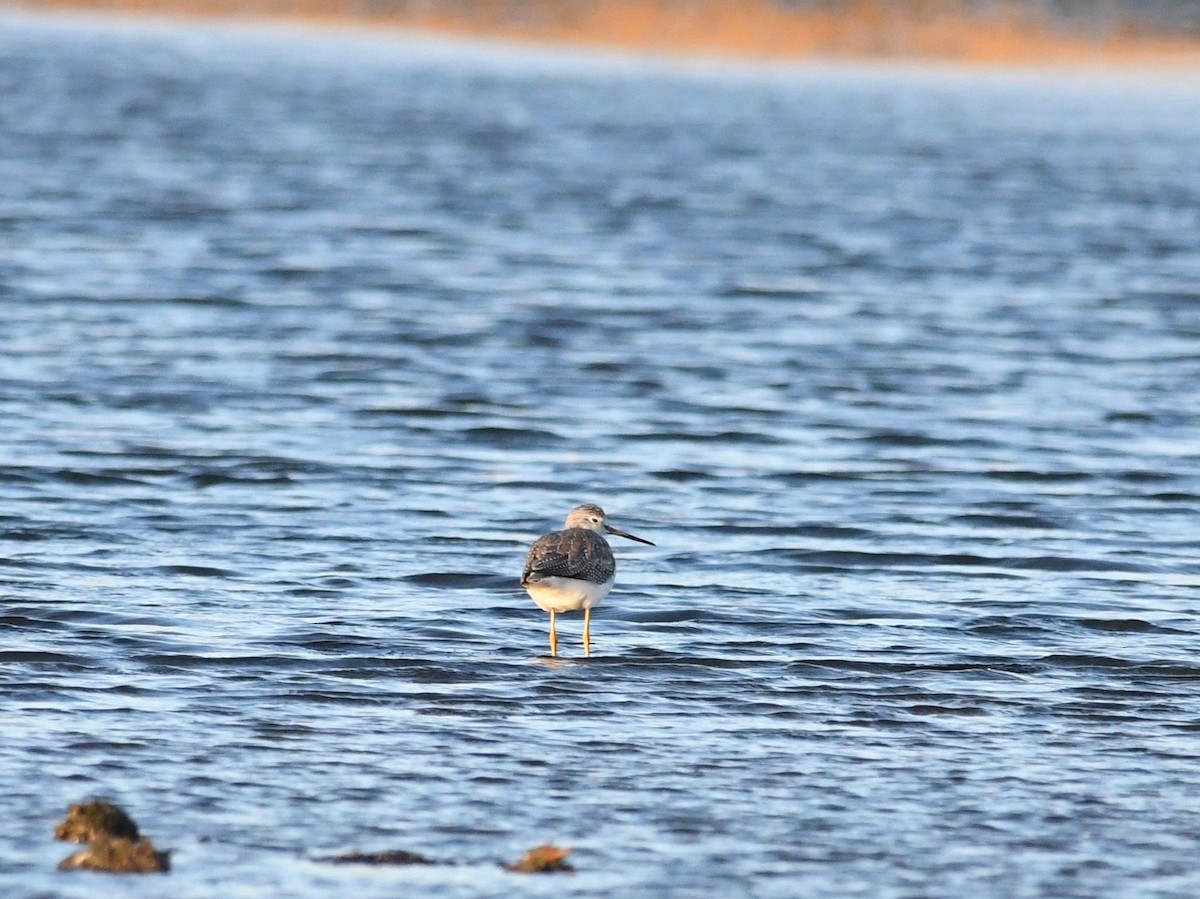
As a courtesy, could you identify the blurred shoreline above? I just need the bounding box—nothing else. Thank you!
[8,0,1200,66]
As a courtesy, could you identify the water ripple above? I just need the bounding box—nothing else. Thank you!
[2,16,1200,899]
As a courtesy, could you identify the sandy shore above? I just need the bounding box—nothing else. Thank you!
[10,0,1200,65]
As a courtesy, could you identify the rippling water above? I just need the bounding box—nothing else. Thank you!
[3,15,1200,897]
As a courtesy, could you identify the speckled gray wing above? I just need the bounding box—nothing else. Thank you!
[521,528,615,586]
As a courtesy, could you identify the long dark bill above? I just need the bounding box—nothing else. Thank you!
[605,525,655,546]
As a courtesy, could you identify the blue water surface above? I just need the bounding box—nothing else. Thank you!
[2,14,1200,897]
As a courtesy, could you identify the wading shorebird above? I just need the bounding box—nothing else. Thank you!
[520,504,654,657]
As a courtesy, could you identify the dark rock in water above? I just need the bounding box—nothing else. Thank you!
[54,800,141,843]
[318,848,438,865]
[504,844,575,873]
[58,836,171,874]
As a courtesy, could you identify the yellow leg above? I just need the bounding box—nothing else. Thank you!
[583,607,591,657]
[548,610,558,656]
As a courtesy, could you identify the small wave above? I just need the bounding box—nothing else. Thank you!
[1148,492,1200,502]
[624,609,713,623]
[356,405,480,419]
[1005,556,1147,573]
[985,469,1093,483]
[650,430,787,445]
[0,650,90,664]
[966,616,1058,637]
[402,572,510,589]
[650,468,715,482]
[785,549,998,569]
[462,426,562,448]
[906,704,988,717]
[0,523,99,542]
[0,467,41,484]
[786,657,1038,676]
[1075,618,1172,634]
[133,652,310,670]
[1105,411,1157,423]
[952,513,1062,530]
[857,430,948,447]
[1114,469,1180,483]
[1039,655,1200,678]
[47,469,148,486]
[706,523,873,538]
[186,471,295,488]
[722,277,824,300]
[110,391,214,412]
[164,294,250,307]
[151,565,237,578]
[776,470,885,484]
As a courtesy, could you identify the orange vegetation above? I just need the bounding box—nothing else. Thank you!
[505,842,575,873]
[15,0,1200,65]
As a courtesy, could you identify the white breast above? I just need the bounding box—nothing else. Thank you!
[524,576,613,612]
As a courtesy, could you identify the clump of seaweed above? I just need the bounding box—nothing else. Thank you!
[58,836,171,874]
[504,843,575,874]
[54,800,140,843]
[318,848,438,865]
[54,800,169,874]
[316,841,578,873]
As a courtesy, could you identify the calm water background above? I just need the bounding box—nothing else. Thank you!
[2,15,1200,897]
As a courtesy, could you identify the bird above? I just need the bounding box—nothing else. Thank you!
[520,504,654,657]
